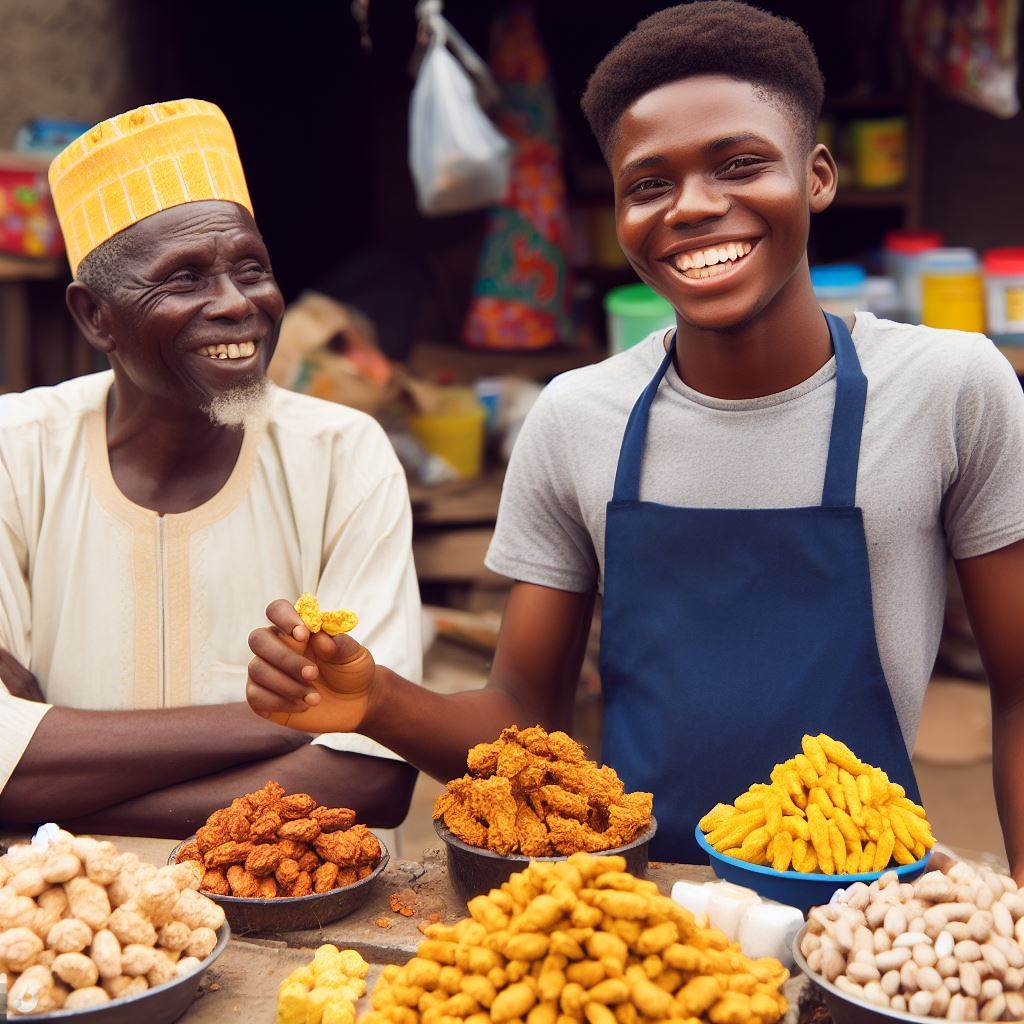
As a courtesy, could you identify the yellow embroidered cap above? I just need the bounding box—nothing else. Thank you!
[48,98,253,275]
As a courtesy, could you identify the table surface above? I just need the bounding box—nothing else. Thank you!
[0,835,810,1021]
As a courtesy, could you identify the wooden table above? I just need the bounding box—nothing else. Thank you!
[0,834,812,1022]
[0,253,69,392]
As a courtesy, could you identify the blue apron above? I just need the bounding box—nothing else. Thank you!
[600,312,919,862]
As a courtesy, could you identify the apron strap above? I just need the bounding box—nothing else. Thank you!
[612,314,868,508]
[820,312,868,508]
[611,336,676,503]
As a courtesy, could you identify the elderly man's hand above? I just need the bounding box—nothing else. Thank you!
[247,599,376,733]
[0,649,45,702]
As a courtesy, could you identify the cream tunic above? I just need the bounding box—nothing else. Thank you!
[0,372,422,793]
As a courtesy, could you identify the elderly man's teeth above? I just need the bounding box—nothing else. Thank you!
[199,341,257,360]
[675,240,755,277]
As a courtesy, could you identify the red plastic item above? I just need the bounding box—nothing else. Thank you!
[983,248,1024,276]
[0,152,64,259]
[883,229,943,255]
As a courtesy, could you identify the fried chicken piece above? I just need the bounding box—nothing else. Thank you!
[604,791,654,846]
[275,858,300,889]
[511,761,549,793]
[434,789,488,848]
[204,841,254,868]
[226,865,261,897]
[247,781,286,812]
[514,803,551,857]
[347,825,382,866]
[357,864,373,880]
[538,784,590,821]
[463,777,518,856]
[229,796,253,817]
[249,811,283,842]
[245,844,283,878]
[175,840,201,864]
[336,868,359,887]
[313,862,340,893]
[546,815,613,855]
[201,869,231,896]
[547,730,587,763]
[288,871,313,897]
[274,839,308,862]
[278,817,320,843]
[195,824,230,853]
[495,741,532,779]
[466,740,500,776]
[278,793,317,821]
[314,831,360,866]
[298,851,320,873]
[256,876,278,899]
[511,725,556,757]
[548,761,624,807]
[206,807,250,841]
[311,806,357,833]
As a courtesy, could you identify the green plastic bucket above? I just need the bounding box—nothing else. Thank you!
[604,283,675,355]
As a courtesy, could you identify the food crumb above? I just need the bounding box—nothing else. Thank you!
[388,888,419,917]
[375,916,392,929]
[417,912,443,935]
[209,983,221,991]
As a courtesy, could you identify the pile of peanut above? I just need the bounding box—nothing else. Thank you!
[0,830,225,1015]
[362,853,789,1024]
[800,860,1024,1020]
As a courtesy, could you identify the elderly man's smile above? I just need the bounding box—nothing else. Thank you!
[192,340,259,360]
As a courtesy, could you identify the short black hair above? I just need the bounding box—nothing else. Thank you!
[75,228,139,296]
[581,1,824,156]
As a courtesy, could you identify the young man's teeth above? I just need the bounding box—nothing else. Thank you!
[199,341,257,360]
[675,240,754,277]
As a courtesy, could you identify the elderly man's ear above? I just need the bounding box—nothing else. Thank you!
[66,281,117,355]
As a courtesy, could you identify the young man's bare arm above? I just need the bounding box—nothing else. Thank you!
[59,745,417,838]
[0,702,309,825]
[956,537,1024,883]
[247,583,596,782]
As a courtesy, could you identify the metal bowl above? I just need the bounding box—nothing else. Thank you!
[11,921,230,1023]
[434,816,658,901]
[696,827,933,914]
[793,923,946,1024]
[168,835,389,935]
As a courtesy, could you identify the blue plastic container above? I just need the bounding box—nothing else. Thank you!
[694,826,932,913]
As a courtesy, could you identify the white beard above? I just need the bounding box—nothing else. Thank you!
[202,378,272,428]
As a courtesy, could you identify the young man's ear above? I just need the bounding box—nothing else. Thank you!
[807,144,838,214]
[66,281,116,355]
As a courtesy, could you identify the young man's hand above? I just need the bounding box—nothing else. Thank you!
[0,649,45,702]
[247,599,376,733]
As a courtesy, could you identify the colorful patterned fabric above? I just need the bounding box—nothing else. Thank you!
[49,99,252,274]
[463,3,571,350]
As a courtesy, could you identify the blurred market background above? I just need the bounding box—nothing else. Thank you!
[0,0,1021,863]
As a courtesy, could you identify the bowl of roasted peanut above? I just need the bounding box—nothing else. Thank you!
[169,781,389,934]
[0,829,229,1022]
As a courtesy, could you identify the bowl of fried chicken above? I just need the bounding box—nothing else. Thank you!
[433,726,657,900]
[169,782,389,934]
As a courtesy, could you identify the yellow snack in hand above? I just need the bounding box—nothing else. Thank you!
[294,594,359,636]
[701,734,935,874]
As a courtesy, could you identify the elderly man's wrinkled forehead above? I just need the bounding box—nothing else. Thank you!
[75,200,266,294]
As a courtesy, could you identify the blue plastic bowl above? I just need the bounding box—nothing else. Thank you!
[694,826,932,913]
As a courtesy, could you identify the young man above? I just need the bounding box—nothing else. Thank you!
[0,100,421,835]
[247,4,1024,870]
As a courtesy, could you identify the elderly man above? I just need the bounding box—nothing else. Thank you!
[0,99,421,835]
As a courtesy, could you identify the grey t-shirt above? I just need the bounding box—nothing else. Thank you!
[486,313,1024,746]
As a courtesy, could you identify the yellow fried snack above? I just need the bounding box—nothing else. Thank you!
[276,944,369,1024]
[699,733,935,875]
[294,593,359,636]
[361,855,788,1024]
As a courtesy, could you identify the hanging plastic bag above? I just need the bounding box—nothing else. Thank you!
[409,0,510,216]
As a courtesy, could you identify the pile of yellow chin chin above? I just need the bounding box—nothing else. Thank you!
[295,593,359,636]
[276,944,369,1024]
[699,734,935,875]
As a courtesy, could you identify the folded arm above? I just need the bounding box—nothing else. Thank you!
[0,701,310,826]
[59,744,417,838]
